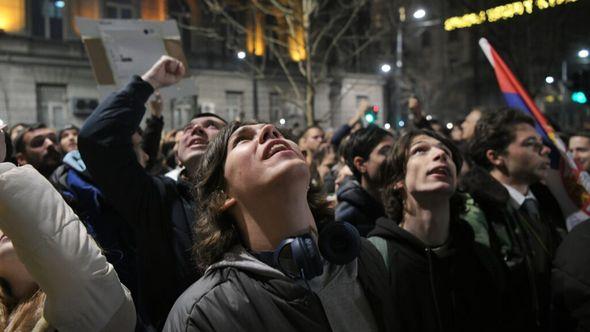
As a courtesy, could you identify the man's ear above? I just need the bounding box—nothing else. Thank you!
[219,196,237,213]
[15,153,27,166]
[485,149,504,168]
[353,156,366,174]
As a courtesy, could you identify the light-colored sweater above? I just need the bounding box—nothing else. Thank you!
[0,163,136,331]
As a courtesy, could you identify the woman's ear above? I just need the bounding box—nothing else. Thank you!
[219,196,237,213]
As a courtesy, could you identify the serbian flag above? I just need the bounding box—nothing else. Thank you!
[479,38,590,230]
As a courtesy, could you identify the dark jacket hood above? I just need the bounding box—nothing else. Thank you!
[337,180,384,215]
[369,216,476,256]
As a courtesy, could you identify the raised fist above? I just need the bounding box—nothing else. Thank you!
[141,55,186,90]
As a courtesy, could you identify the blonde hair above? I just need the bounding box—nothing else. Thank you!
[0,283,45,332]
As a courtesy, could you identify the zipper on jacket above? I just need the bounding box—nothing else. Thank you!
[426,248,444,332]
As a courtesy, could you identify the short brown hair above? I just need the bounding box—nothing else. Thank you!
[379,129,465,223]
[468,108,535,171]
[192,121,332,269]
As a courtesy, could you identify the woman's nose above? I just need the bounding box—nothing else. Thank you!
[258,124,281,144]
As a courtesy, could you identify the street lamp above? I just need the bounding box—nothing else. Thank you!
[413,9,426,20]
[579,49,589,59]
[545,76,555,84]
[381,63,392,73]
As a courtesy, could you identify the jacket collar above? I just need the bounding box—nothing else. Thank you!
[369,217,475,257]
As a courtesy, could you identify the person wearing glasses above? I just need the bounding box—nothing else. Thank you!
[461,108,564,331]
[13,123,62,177]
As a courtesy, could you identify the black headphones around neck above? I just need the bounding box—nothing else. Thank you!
[253,221,360,280]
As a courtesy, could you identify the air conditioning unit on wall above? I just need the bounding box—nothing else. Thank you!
[71,98,99,116]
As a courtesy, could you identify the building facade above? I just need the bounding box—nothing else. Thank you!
[0,0,389,132]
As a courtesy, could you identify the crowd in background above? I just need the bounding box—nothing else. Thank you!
[1,55,590,331]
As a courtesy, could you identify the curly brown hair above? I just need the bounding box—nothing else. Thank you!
[191,121,333,270]
[379,129,466,224]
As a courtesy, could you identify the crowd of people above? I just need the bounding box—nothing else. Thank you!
[1,55,590,331]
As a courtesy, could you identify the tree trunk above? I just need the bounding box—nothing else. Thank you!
[305,80,315,126]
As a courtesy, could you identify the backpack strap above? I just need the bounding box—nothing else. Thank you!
[368,236,390,270]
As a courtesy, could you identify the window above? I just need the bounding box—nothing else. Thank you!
[172,96,197,129]
[0,0,25,33]
[105,1,135,19]
[226,91,244,121]
[32,0,64,39]
[36,84,67,129]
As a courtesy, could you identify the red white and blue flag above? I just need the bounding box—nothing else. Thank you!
[479,38,590,230]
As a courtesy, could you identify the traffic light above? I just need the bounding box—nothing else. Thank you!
[570,70,589,104]
[572,91,588,104]
[364,105,379,123]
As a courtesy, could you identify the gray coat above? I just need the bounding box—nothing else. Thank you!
[163,245,380,332]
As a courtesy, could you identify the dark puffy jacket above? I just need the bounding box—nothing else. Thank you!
[336,180,384,236]
[164,240,396,332]
[461,166,563,331]
[552,221,590,332]
[50,153,138,304]
[79,76,200,331]
[368,217,507,332]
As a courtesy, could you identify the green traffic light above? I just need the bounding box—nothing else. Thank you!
[572,91,588,104]
[365,113,375,123]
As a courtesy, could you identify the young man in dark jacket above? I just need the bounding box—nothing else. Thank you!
[336,125,393,235]
[78,55,226,330]
[368,129,505,332]
[463,108,564,331]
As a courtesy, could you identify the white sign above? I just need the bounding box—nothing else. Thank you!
[77,18,195,100]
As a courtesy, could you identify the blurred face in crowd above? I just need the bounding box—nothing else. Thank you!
[569,135,590,172]
[59,128,79,154]
[302,127,325,153]
[402,135,457,200]
[461,110,482,141]
[16,128,61,176]
[335,164,353,192]
[177,116,226,168]
[496,123,551,185]
[0,230,37,301]
[358,136,395,185]
[450,126,463,141]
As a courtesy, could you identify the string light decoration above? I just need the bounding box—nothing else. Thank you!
[445,0,578,31]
